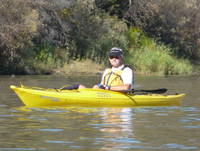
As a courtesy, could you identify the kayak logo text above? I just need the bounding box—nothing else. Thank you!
[96,92,111,98]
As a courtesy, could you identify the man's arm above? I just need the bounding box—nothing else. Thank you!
[108,84,131,91]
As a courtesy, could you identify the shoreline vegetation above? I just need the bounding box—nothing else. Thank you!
[51,60,194,76]
[53,60,105,75]
[0,0,199,76]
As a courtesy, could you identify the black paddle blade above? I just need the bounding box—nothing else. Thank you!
[133,88,167,94]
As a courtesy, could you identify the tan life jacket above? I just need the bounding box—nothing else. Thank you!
[102,66,127,87]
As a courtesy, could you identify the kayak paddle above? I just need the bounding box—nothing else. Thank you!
[123,88,167,94]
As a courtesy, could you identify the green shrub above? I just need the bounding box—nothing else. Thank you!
[60,0,129,62]
[126,28,193,75]
[126,0,200,62]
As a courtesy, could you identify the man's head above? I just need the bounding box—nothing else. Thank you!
[108,47,123,68]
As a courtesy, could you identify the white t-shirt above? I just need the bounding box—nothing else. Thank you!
[101,64,134,88]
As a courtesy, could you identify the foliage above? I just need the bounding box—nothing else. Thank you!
[96,0,200,63]
[0,0,128,74]
[0,0,69,74]
[59,0,128,62]
[0,0,196,75]
[125,0,200,62]
[0,0,39,74]
[95,0,129,18]
[126,28,193,75]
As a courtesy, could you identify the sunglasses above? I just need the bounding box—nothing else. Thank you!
[109,56,120,59]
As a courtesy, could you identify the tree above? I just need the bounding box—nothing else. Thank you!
[95,0,129,18]
[125,0,200,62]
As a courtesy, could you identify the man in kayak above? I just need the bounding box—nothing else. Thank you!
[93,47,134,91]
[61,47,133,91]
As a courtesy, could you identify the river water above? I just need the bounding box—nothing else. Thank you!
[0,74,199,151]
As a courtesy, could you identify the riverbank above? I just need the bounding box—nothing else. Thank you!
[50,59,197,77]
[53,60,105,75]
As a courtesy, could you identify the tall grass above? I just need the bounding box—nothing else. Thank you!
[126,28,193,75]
[54,59,105,75]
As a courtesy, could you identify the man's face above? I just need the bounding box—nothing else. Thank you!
[109,56,123,68]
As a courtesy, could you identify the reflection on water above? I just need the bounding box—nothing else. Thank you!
[0,74,200,150]
[0,106,199,151]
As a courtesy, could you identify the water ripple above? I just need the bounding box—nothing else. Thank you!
[162,143,198,150]
[46,140,73,144]
[38,128,64,132]
[0,148,45,151]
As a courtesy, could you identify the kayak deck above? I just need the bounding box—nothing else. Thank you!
[10,85,186,107]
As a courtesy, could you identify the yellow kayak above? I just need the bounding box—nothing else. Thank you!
[10,85,185,107]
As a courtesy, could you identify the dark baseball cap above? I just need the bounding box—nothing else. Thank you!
[108,47,123,57]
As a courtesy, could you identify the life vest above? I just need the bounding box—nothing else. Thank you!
[102,65,130,87]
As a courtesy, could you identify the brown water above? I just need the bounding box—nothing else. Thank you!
[0,74,200,151]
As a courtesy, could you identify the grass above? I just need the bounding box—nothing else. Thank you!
[125,27,193,75]
[30,27,193,76]
[53,59,105,75]
[127,47,193,75]
[32,48,193,76]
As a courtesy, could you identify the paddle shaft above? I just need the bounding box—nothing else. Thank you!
[58,84,167,94]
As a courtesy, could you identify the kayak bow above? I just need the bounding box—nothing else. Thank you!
[10,85,185,107]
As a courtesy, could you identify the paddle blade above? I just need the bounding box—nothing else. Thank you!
[134,88,167,94]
